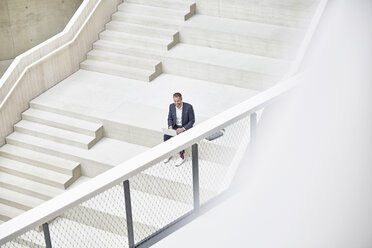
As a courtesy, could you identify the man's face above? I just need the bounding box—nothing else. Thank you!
[173,96,182,109]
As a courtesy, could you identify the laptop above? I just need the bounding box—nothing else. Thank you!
[162,128,177,137]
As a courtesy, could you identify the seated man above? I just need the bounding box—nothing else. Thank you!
[163,92,195,166]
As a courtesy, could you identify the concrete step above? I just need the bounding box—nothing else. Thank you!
[142,158,228,193]
[0,144,81,177]
[87,49,162,72]
[0,172,63,200]
[5,131,144,178]
[49,216,129,247]
[93,40,164,60]
[194,0,319,28]
[0,157,74,189]
[99,30,176,51]
[130,173,193,204]
[0,187,44,211]
[118,2,189,21]
[81,59,161,82]
[0,203,24,222]
[22,107,103,138]
[180,14,303,60]
[14,120,97,150]
[7,240,41,248]
[126,0,196,12]
[163,43,290,90]
[112,12,183,30]
[79,187,192,230]
[61,205,158,240]
[106,21,179,41]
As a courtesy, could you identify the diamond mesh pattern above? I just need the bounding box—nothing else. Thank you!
[2,225,45,248]
[198,116,251,204]
[48,184,129,248]
[129,147,194,243]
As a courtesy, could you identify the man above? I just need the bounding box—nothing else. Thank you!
[164,92,195,166]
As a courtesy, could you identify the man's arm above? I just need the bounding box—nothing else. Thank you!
[183,105,195,130]
[168,104,173,129]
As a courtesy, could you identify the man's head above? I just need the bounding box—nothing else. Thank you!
[173,92,182,109]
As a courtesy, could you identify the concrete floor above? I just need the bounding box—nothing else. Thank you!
[32,70,258,134]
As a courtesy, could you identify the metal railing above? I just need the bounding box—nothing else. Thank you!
[0,78,297,247]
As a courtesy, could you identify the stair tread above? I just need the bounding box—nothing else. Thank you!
[0,157,72,184]
[0,172,64,198]
[88,49,160,66]
[0,187,44,208]
[6,131,148,169]
[165,43,290,76]
[81,59,154,74]
[107,21,177,36]
[0,203,24,219]
[183,14,303,42]
[112,11,184,28]
[94,39,164,57]
[100,30,171,45]
[119,2,186,16]
[0,144,80,171]
[126,0,195,10]
[142,159,228,188]
[15,120,94,144]
[23,108,102,133]
[80,188,191,228]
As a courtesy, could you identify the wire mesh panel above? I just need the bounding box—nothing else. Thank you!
[1,225,46,248]
[47,184,129,248]
[129,147,194,244]
[197,116,251,204]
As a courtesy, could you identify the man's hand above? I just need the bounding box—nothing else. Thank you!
[169,126,173,130]
[176,128,185,134]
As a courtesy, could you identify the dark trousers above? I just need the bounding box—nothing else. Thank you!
[164,125,185,155]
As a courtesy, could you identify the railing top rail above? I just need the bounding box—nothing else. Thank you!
[0,0,99,103]
[0,76,298,245]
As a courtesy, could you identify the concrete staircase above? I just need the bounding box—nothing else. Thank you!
[161,9,308,90]
[79,0,318,89]
[0,106,106,223]
[81,0,196,82]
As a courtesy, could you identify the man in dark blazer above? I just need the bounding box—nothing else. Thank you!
[164,92,195,166]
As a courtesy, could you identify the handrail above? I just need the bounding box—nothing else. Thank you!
[0,76,298,245]
[284,0,328,79]
[0,0,98,104]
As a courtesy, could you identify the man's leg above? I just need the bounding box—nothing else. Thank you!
[163,134,173,163]
[179,150,185,159]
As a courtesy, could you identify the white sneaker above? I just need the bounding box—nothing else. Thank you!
[175,157,185,167]
[163,156,172,163]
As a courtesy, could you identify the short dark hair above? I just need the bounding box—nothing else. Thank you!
[173,92,182,99]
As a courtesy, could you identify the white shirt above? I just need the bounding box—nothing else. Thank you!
[176,103,183,127]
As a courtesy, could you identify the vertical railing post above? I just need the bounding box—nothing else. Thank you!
[42,223,52,248]
[250,112,257,142]
[192,144,200,212]
[123,180,135,248]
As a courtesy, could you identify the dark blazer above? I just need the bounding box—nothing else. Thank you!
[168,102,195,130]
